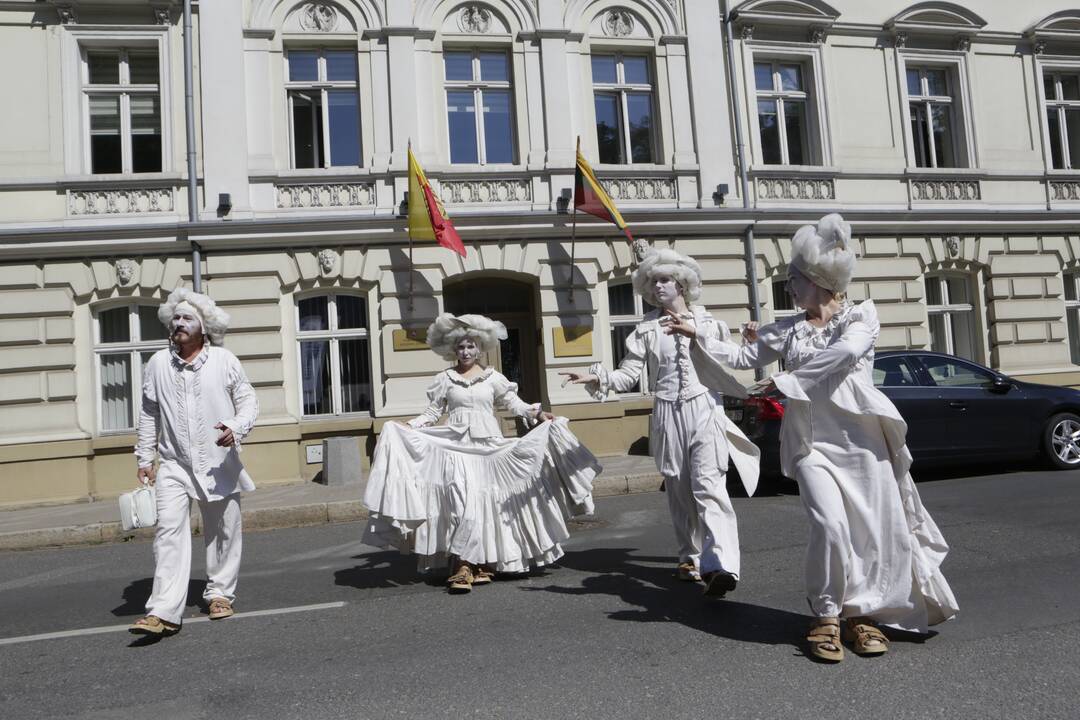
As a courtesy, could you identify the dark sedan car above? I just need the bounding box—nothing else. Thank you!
[724,350,1080,478]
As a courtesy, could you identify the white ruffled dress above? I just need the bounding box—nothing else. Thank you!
[695,300,959,632]
[362,367,601,573]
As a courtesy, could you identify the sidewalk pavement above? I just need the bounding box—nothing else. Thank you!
[0,454,661,551]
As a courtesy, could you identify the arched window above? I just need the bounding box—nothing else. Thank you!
[296,292,372,416]
[93,303,169,431]
[925,273,978,359]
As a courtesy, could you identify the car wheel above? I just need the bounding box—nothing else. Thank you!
[1044,412,1080,470]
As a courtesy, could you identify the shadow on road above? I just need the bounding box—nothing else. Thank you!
[525,547,807,653]
[112,578,208,617]
[333,551,446,590]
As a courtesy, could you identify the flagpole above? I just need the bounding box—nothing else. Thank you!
[407,138,414,312]
[569,136,580,304]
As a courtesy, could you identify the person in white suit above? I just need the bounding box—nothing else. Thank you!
[667,214,958,662]
[129,288,259,637]
[561,248,759,597]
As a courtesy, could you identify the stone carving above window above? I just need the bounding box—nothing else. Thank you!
[599,177,677,202]
[911,179,980,201]
[68,188,175,216]
[276,182,375,209]
[1049,181,1080,201]
[755,177,835,201]
[318,249,338,274]
[115,259,138,286]
[299,2,339,32]
[459,4,493,34]
[945,236,961,258]
[632,238,651,262]
[437,179,531,204]
[604,9,635,37]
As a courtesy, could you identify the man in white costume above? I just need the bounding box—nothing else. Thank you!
[129,288,259,636]
[561,249,759,596]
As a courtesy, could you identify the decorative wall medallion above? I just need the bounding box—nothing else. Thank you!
[911,179,980,201]
[276,182,375,209]
[808,26,827,44]
[603,9,635,38]
[632,238,651,262]
[56,6,77,24]
[153,7,171,25]
[893,31,908,49]
[299,3,338,32]
[318,249,337,274]
[437,179,531,204]
[755,177,835,201]
[68,188,175,215]
[598,177,677,202]
[945,236,961,258]
[115,259,137,286]
[1033,39,1048,55]
[458,4,493,34]
[954,36,971,52]
[740,24,755,41]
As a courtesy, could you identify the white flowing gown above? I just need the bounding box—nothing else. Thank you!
[694,300,959,632]
[362,367,601,573]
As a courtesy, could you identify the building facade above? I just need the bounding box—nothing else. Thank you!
[2,0,1080,507]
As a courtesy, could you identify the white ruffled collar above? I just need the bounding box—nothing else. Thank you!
[445,366,493,387]
[793,301,854,340]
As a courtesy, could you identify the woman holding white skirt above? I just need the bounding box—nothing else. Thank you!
[668,214,958,662]
[363,313,601,593]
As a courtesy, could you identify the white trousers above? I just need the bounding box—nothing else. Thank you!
[146,465,243,624]
[652,393,740,578]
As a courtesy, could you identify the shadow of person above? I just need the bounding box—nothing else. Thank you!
[112,578,208,617]
[333,551,445,590]
[525,547,807,653]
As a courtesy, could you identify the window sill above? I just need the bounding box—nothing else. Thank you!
[59,173,186,189]
[298,414,375,436]
[593,164,692,174]
[903,167,984,178]
[259,168,375,182]
[750,165,838,176]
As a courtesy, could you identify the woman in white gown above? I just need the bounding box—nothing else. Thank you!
[363,313,601,593]
[668,214,958,662]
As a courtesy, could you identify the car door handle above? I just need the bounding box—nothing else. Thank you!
[948,401,967,410]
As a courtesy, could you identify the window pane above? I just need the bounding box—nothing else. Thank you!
[336,295,366,329]
[444,52,473,81]
[447,90,479,164]
[626,93,654,163]
[1066,275,1078,302]
[591,55,617,84]
[594,93,623,164]
[479,52,509,82]
[922,355,990,386]
[783,100,806,165]
[101,353,133,430]
[1048,109,1065,169]
[906,69,922,97]
[1062,74,1080,101]
[910,103,931,168]
[139,306,168,342]
[128,52,159,85]
[298,295,330,331]
[757,100,781,165]
[949,312,976,360]
[755,62,774,91]
[325,51,357,82]
[300,340,331,415]
[931,104,955,168]
[481,90,514,164]
[926,277,943,305]
[87,52,119,84]
[779,65,802,92]
[99,307,130,343]
[928,313,948,352]
[608,283,635,316]
[1066,109,1080,170]
[772,280,793,311]
[946,277,970,304]
[130,94,162,173]
[1044,74,1057,101]
[873,356,917,387]
[288,51,319,82]
[925,69,948,96]
[89,95,122,174]
[611,324,637,369]
[1068,309,1080,364]
[290,91,322,169]
[339,338,372,413]
[327,90,360,167]
[623,56,649,85]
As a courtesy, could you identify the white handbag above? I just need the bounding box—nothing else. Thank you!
[119,483,157,531]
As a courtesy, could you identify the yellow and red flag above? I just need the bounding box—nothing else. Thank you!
[408,148,466,257]
[575,149,632,241]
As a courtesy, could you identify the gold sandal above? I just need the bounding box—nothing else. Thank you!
[447,565,474,594]
[208,597,234,620]
[128,615,180,636]
[676,562,700,582]
[843,618,889,656]
[472,566,495,585]
[806,617,844,663]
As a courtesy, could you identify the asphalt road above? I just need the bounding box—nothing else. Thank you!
[0,468,1078,720]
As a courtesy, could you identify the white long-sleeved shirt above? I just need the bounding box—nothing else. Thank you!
[135,343,259,500]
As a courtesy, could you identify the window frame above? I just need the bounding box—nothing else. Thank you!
[294,291,373,418]
[753,59,812,166]
[284,47,363,170]
[93,302,169,434]
[1036,59,1080,173]
[924,273,979,360]
[81,46,164,175]
[442,47,517,166]
[1064,271,1080,365]
[606,278,653,396]
[897,52,976,171]
[589,51,658,166]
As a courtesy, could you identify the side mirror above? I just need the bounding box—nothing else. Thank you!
[989,376,1012,394]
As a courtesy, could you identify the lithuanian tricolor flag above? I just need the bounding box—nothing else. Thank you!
[575,149,633,241]
[408,148,466,257]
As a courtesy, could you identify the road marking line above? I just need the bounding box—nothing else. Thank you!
[0,563,104,592]
[0,601,347,647]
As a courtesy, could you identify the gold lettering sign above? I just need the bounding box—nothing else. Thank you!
[552,326,593,357]
[392,328,429,351]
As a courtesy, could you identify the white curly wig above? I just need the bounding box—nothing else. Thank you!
[157,288,231,346]
[632,248,703,306]
[789,213,858,294]
[426,313,507,362]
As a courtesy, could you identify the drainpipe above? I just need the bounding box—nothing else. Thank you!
[183,0,202,291]
[721,0,764,379]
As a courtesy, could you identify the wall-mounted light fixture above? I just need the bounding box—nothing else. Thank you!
[556,188,572,214]
[399,191,409,218]
[712,183,730,206]
[217,192,232,217]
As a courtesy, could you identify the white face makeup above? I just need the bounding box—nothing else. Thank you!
[455,336,481,368]
[786,267,827,310]
[169,301,203,342]
[652,274,683,308]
